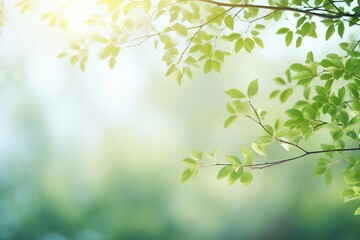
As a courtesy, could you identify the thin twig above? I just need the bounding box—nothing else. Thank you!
[203,147,360,170]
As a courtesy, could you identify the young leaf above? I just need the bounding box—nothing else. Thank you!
[286,109,304,119]
[224,115,238,128]
[181,168,193,183]
[217,166,234,180]
[226,155,242,167]
[244,38,255,53]
[57,52,67,58]
[240,171,253,187]
[173,23,188,36]
[240,147,253,165]
[235,38,244,53]
[247,79,258,98]
[203,59,213,74]
[228,170,241,185]
[224,89,245,98]
[251,142,266,156]
[191,150,203,160]
[226,102,236,114]
[280,88,293,102]
[285,31,293,46]
[182,158,198,167]
[109,57,116,69]
[325,25,335,40]
[224,15,234,30]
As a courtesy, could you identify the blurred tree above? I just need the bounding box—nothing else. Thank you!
[3,0,360,215]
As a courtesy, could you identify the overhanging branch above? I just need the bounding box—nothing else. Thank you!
[192,0,359,19]
[205,147,360,170]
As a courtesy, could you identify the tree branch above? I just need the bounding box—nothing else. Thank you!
[192,0,359,19]
[247,101,308,153]
[204,147,360,170]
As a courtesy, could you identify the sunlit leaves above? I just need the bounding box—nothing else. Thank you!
[14,0,360,212]
[224,15,234,30]
[15,0,33,13]
[173,23,188,36]
[251,142,266,157]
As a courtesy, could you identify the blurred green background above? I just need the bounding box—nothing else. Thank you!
[0,3,360,240]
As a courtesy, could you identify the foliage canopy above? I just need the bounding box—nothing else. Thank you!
[2,0,360,215]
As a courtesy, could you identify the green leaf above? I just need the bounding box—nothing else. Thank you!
[274,77,286,85]
[233,100,250,114]
[226,102,236,114]
[234,38,244,53]
[228,170,241,185]
[257,135,274,145]
[285,31,293,46]
[225,89,246,98]
[226,155,242,167]
[325,25,335,40]
[247,79,258,98]
[80,61,85,72]
[286,109,304,119]
[254,37,264,48]
[206,148,218,160]
[70,55,79,65]
[240,147,253,165]
[109,57,116,69]
[240,171,253,187]
[337,22,344,37]
[189,44,201,53]
[181,168,193,183]
[255,24,266,30]
[355,207,360,216]
[59,18,67,30]
[224,15,234,30]
[270,90,280,99]
[244,38,255,53]
[251,142,266,156]
[296,36,302,48]
[217,166,234,180]
[41,12,53,20]
[313,165,327,175]
[182,158,198,167]
[280,88,293,102]
[290,63,308,72]
[276,27,289,34]
[224,115,238,128]
[191,150,203,160]
[57,52,67,58]
[173,23,188,36]
[203,59,213,74]
[338,111,349,125]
